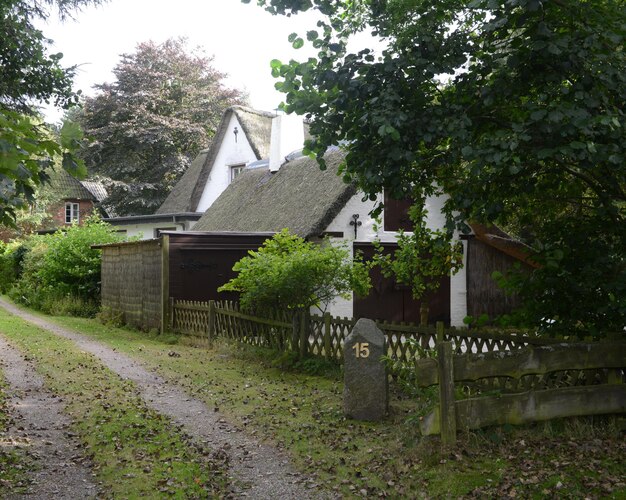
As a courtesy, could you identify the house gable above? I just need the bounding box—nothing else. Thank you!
[195,112,260,212]
[156,106,274,215]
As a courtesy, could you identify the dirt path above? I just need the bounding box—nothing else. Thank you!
[0,335,98,499]
[0,298,323,499]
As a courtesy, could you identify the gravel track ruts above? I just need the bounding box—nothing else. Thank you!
[0,298,323,499]
[0,334,98,499]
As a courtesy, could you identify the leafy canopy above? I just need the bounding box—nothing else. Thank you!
[0,0,99,226]
[219,229,371,312]
[249,0,625,334]
[78,38,246,216]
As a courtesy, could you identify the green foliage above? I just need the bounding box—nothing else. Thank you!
[374,202,463,300]
[252,0,626,335]
[9,215,122,315]
[0,0,97,226]
[270,349,341,376]
[0,241,20,292]
[37,214,120,299]
[78,38,246,215]
[0,110,86,226]
[219,229,371,312]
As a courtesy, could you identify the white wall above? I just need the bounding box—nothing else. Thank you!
[196,114,258,212]
[322,191,467,325]
[113,220,198,240]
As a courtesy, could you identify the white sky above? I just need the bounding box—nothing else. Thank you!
[37,0,322,123]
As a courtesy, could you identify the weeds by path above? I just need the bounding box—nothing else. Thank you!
[4,302,624,498]
[0,312,228,498]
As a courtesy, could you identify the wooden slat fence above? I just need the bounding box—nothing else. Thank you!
[416,341,626,446]
[171,299,594,387]
[215,301,292,350]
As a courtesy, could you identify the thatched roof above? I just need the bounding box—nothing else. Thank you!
[156,148,209,214]
[156,106,274,215]
[469,222,540,268]
[193,148,355,238]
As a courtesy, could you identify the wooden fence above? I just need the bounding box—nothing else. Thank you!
[171,299,572,369]
[416,341,626,446]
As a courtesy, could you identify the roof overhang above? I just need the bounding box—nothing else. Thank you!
[103,212,202,225]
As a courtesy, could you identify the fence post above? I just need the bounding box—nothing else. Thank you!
[207,300,215,346]
[420,303,429,327]
[437,341,456,447]
[292,312,300,353]
[324,312,332,360]
[169,297,174,331]
[299,311,309,358]
[436,321,445,343]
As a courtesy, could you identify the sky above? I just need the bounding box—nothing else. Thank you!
[37,0,323,123]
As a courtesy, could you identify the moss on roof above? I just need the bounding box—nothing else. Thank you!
[44,167,96,201]
[193,149,355,238]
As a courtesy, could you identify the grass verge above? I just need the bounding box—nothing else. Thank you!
[0,311,228,498]
[7,304,626,498]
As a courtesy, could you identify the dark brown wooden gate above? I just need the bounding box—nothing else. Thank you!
[353,242,451,325]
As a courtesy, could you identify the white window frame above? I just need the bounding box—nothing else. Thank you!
[229,164,245,183]
[65,202,79,224]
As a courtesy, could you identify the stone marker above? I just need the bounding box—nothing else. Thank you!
[343,318,388,420]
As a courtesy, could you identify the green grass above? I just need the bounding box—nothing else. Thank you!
[4,303,626,498]
[0,312,228,498]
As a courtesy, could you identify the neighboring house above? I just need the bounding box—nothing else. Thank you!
[104,106,283,239]
[38,167,108,231]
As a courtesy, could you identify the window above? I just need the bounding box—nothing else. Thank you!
[65,202,79,224]
[229,164,245,183]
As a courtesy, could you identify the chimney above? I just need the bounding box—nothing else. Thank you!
[269,113,304,172]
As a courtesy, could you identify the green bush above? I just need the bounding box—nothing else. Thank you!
[219,229,371,313]
[8,215,122,316]
[0,241,24,293]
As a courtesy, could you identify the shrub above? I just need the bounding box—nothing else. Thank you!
[0,241,24,293]
[36,214,122,300]
[9,215,122,316]
[219,229,371,313]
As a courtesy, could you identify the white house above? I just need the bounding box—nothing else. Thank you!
[110,105,528,326]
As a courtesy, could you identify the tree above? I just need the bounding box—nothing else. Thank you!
[79,38,247,216]
[0,0,100,226]
[249,0,626,335]
[219,229,371,313]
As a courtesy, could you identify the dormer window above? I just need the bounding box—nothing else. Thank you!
[65,202,79,224]
[229,164,245,183]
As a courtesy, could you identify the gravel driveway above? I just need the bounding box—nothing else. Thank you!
[0,298,324,499]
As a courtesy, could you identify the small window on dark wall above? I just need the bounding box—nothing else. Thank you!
[383,191,412,232]
[65,202,79,224]
[229,164,245,183]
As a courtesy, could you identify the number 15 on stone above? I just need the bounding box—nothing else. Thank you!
[352,342,370,358]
